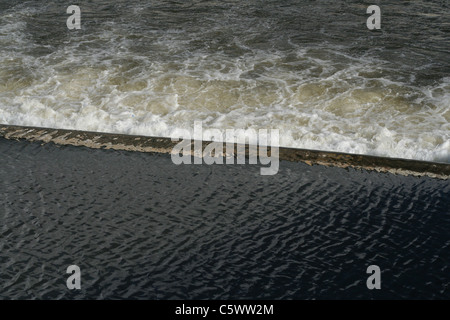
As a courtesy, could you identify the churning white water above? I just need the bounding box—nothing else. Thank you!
[0,0,449,162]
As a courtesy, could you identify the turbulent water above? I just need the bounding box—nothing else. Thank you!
[0,0,449,162]
[1,138,449,299]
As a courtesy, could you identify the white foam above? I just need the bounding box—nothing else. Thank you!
[0,4,448,163]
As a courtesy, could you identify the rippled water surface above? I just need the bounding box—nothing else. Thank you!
[1,138,449,299]
[0,0,449,161]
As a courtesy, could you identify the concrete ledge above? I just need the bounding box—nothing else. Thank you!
[1,124,449,180]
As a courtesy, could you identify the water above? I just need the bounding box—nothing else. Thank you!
[0,0,449,162]
[0,138,449,299]
[0,1,449,300]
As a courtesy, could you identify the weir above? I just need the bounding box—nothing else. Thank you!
[1,124,448,180]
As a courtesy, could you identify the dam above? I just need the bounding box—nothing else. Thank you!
[0,0,449,300]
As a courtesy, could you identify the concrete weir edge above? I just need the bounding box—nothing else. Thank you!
[1,124,448,180]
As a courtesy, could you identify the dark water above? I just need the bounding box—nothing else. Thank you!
[0,138,449,299]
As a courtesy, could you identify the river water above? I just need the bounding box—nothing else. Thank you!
[0,0,449,162]
[0,138,449,299]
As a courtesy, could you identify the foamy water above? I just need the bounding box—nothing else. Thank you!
[0,0,449,162]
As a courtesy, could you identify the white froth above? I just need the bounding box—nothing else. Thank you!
[0,4,449,163]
